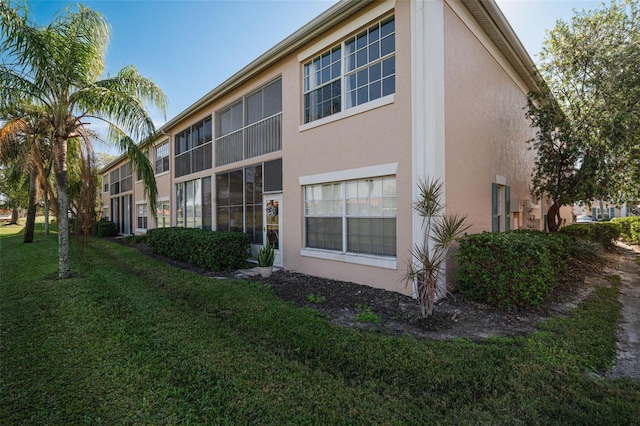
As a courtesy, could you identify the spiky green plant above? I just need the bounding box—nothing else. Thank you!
[404,178,470,317]
[257,242,275,267]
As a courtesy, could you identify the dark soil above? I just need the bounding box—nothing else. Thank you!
[122,239,613,342]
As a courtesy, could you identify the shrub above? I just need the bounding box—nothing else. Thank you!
[569,239,603,261]
[145,227,251,271]
[455,231,570,310]
[92,220,118,237]
[611,216,640,242]
[560,222,620,250]
[631,221,640,245]
[507,229,571,270]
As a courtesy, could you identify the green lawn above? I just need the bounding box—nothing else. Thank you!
[1,224,639,424]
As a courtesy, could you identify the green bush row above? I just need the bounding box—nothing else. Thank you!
[92,220,118,237]
[455,230,571,310]
[145,227,251,271]
[559,222,621,250]
[611,216,640,244]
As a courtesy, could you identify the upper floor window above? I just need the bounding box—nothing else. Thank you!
[103,175,109,193]
[303,15,395,124]
[155,141,169,174]
[109,162,132,195]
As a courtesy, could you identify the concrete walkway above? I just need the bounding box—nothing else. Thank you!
[606,242,640,380]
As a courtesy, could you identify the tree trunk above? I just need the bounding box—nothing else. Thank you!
[23,168,38,243]
[9,208,19,225]
[54,136,70,279]
[546,201,562,232]
[44,192,50,235]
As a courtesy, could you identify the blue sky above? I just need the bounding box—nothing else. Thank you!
[23,0,601,153]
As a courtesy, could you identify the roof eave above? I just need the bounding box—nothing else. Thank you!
[161,0,374,133]
[460,0,545,94]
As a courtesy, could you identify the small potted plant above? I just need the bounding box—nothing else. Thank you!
[257,243,275,278]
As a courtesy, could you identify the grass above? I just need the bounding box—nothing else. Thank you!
[307,293,326,304]
[355,304,380,324]
[2,224,639,424]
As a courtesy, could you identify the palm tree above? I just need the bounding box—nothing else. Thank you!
[0,105,53,243]
[404,178,470,317]
[0,2,167,278]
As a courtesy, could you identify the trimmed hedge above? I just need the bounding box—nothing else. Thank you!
[611,216,640,244]
[560,222,621,250]
[92,220,118,237]
[455,230,571,310]
[145,227,251,271]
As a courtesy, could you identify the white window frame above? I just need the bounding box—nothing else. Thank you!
[156,197,170,228]
[155,141,170,175]
[300,13,396,130]
[136,201,148,232]
[299,163,398,270]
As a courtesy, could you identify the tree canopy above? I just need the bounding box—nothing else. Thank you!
[0,1,167,277]
[527,0,640,230]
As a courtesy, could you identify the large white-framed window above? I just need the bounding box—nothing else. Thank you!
[155,141,169,174]
[303,15,395,124]
[136,202,148,231]
[304,175,396,258]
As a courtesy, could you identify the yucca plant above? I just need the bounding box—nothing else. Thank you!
[404,178,470,317]
[257,243,275,267]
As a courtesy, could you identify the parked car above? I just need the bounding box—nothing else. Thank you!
[576,215,594,223]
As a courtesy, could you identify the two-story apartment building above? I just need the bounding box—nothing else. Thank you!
[101,0,549,295]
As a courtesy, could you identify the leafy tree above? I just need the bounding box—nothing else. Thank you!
[0,2,167,278]
[527,0,640,231]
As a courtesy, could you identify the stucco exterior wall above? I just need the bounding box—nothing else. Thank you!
[98,0,546,297]
[281,0,413,294]
[443,2,538,234]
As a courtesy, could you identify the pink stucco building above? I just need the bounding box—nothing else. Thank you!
[100,0,552,295]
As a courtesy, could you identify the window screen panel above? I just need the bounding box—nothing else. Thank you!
[264,159,282,192]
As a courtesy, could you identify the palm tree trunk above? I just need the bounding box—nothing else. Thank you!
[44,192,50,235]
[54,136,70,279]
[10,208,19,225]
[23,168,37,243]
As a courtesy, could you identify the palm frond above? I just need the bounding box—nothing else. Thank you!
[413,177,444,219]
[432,213,471,250]
[75,80,164,143]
